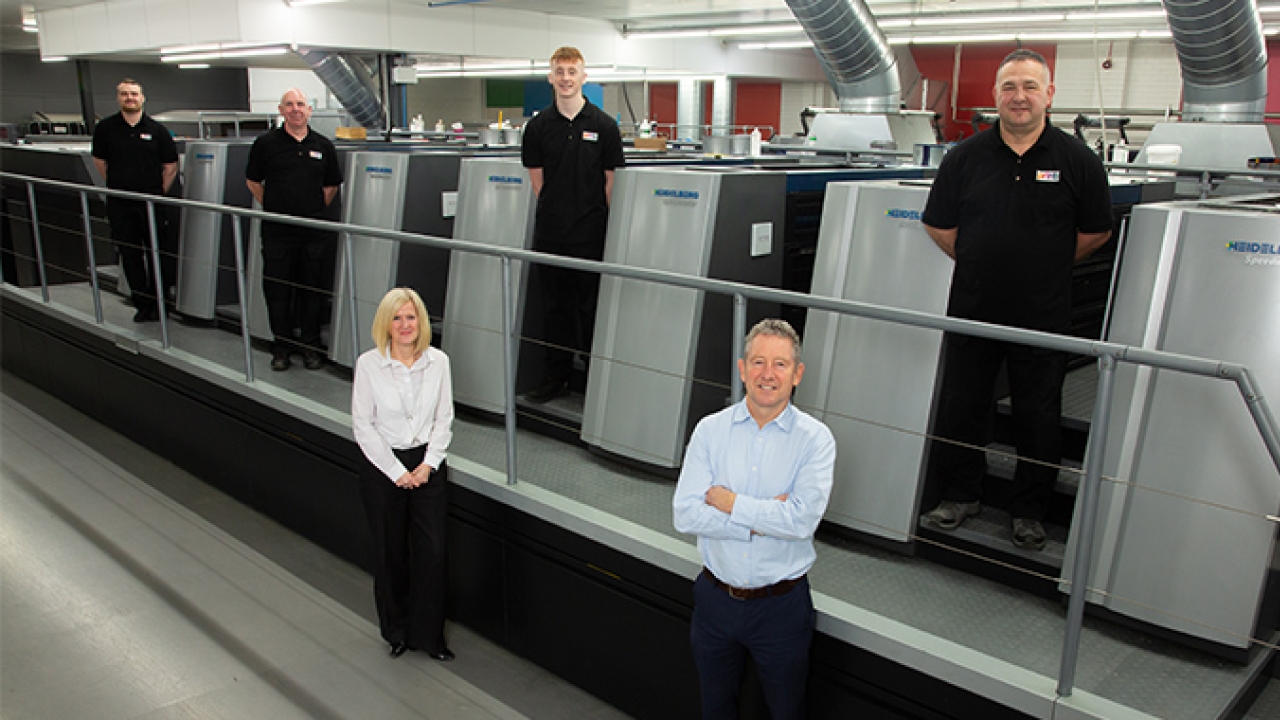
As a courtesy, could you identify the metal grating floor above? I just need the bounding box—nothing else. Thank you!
[11,282,1274,720]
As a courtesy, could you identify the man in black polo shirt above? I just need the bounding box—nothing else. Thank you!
[92,78,179,322]
[246,88,343,371]
[521,46,625,402]
[920,49,1112,550]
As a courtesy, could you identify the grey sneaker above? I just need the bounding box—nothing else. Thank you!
[1011,518,1047,551]
[922,500,981,531]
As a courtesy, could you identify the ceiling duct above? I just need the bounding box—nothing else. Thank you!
[297,48,385,130]
[1163,0,1268,122]
[785,0,899,113]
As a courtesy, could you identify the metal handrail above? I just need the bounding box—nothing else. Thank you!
[3,169,1278,703]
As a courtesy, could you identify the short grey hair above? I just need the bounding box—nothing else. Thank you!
[743,318,801,363]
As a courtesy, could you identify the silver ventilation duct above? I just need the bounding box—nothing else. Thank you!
[676,79,704,141]
[296,48,385,130]
[1163,0,1268,122]
[785,0,899,113]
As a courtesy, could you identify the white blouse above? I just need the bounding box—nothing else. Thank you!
[351,345,454,483]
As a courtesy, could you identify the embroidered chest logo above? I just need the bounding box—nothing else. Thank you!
[139,133,152,141]
[582,130,599,142]
[1035,170,1060,182]
[309,150,324,160]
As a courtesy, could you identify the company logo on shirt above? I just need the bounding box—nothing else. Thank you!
[309,150,324,160]
[488,175,524,185]
[583,131,599,142]
[1225,240,1280,267]
[365,166,393,178]
[1035,170,1060,182]
[885,208,922,221]
[140,133,152,141]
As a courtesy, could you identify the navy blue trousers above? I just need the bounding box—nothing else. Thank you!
[690,572,815,720]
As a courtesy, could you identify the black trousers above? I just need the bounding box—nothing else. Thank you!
[537,242,602,383]
[358,446,448,652]
[261,234,331,352]
[929,333,1068,520]
[108,202,173,312]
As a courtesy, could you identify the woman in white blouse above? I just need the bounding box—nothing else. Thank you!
[351,287,455,661]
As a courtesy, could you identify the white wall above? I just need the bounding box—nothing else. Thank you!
[1052,40,1181,113]
[780,82,838,138]
[247,68,333,114]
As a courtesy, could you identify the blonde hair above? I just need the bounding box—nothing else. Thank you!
[550,46,585,65]
[370,287,431,356]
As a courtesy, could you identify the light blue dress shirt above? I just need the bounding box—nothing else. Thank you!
[673,400,836,589]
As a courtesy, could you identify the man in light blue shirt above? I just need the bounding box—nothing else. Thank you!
[673,318,836,720]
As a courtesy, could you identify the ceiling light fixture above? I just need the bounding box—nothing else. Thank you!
[161,46,290,62]
[178,63,210,69]
[911,13,1065,27]
[41,56,69,62]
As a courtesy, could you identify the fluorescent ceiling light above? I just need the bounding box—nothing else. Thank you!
[1064,9,1168,21]
[894,34,1018,45]
[1018,30,1138,41]
[1261,5,1280,13]
[23,25,38,33]
[161,46,290,62]
[178,64,210,69]
[283,0,347,6]
[739,40,814,50]
[629,29,711,39]
[1139,29,1173,38]
[160,43,221,54]
[912,13,1064,26]
[708,23,803,37]
[42,56,68,62]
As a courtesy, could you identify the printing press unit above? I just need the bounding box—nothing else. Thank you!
[1061,194,1280,660]
[788,177,1280,659]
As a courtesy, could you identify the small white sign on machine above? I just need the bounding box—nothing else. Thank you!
[751,222,773,257]
[442,191,458,218]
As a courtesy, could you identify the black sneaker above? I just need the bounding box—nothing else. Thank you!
[526,377,569,403]
[303,350,325,370]
[270,349,291,371]
[1011,518,1047,551]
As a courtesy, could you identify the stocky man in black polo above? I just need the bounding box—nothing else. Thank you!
[921,49,1113,551]
[246,88,343,372]
[91,78,179,323]
[521,45,625,403]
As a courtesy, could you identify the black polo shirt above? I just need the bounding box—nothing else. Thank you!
[91,112,179,205]
[922,120,1112,332]
[522,99,625,251]
[245,126,343,240]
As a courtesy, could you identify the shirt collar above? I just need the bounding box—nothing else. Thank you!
[374,347,430,369]
[731,400,796,432]
[989,118,1054,154]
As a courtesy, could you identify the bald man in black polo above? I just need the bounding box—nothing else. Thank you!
[921,49,1113,551]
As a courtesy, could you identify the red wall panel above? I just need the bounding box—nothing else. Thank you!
[1268,39,1280,124]
[649,83,678,130]
[910,44,1057,142]
[734,82,782,139]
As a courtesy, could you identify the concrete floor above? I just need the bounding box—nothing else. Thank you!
[0,371,631,720]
